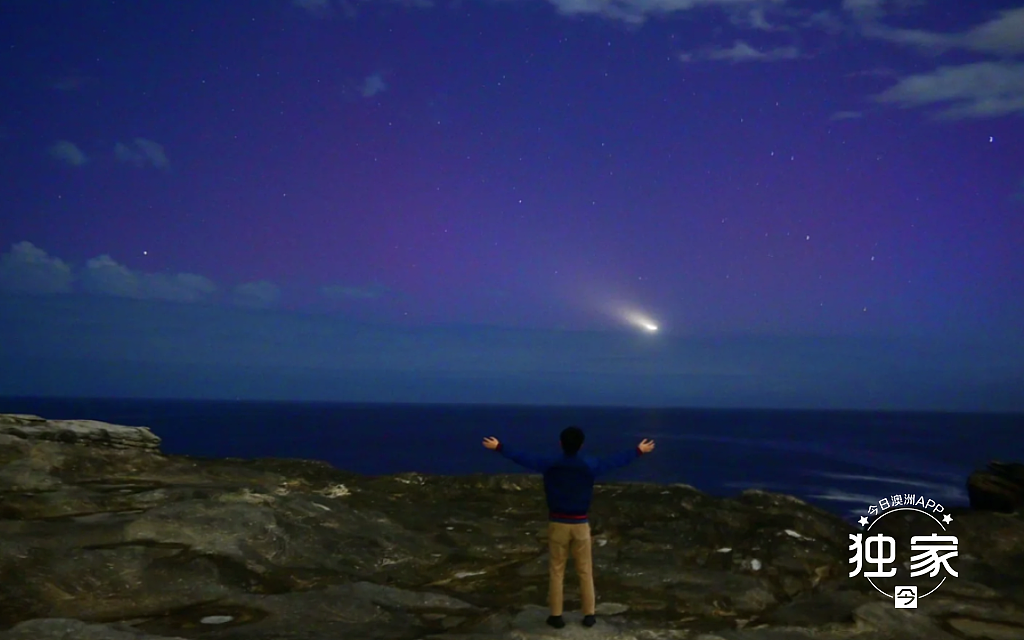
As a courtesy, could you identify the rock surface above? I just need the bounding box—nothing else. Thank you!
[0,413,161,450]
[968,461,1024,513]
[1,413,1023,640]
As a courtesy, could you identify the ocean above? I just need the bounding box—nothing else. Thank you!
[3,397,1020,519]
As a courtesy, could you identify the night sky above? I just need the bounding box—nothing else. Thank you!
[1,1,1022,410]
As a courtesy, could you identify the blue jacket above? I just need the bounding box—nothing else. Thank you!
[495,443,645,523]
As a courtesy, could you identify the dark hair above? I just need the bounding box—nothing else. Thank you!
[560,426,585,455]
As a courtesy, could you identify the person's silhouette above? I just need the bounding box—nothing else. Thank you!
[483,427,655,628]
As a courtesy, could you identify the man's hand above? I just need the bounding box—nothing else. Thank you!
[482,436,500,450]
[638,438,655,454]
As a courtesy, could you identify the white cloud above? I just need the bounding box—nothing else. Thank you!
[81,255,138,298]
[872,61,1024,120]
[81,255,216,302]
[115,138,170,169]
[232,281,282,309]
[0,242,74,294]
[0,244,298,308]
[728,6,777,31]
[361,73,387,98]
[966,7,1024,56]
[680,40,800,63]
[48,140,88,167]
[542,0,783,26]
[147,273,218,302]
[863,7,1024,57]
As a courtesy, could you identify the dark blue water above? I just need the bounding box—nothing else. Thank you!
[3,397,1021,518]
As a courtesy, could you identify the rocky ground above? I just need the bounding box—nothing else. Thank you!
[1,413,1023,640]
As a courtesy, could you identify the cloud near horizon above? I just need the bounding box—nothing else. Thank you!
[0,242,400,311]
[0,242,223,304]
[81,255,217,302]
[0,242,74,294]
[322,283,391,300]
[232,281,283,309]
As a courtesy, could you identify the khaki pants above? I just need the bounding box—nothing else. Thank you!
[547,522,595,616]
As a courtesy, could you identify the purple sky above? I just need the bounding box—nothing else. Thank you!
[1,1,1022,409]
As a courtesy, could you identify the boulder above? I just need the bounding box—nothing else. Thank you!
[968,461,1024,512]
[0,413,161,450]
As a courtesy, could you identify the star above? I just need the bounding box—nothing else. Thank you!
[942,513,953,524]
[858,516,869,527]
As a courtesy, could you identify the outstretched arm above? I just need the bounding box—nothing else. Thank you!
[590,438,655,477]
[482,436,551,473]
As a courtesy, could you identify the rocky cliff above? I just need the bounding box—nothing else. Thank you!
[1,413,1022,640]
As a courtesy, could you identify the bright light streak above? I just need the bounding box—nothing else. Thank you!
[619,308,660,333]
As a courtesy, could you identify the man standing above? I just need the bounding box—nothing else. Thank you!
[482,427,655,628]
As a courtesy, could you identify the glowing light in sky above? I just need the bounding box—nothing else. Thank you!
[619,308,660,333]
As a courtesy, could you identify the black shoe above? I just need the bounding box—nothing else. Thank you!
[546,615,565,629]
[582,615,597,627]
